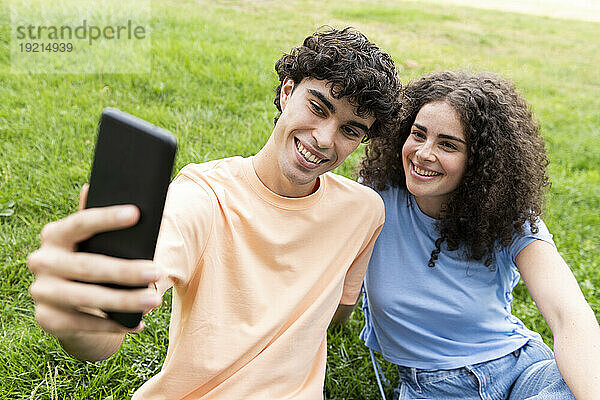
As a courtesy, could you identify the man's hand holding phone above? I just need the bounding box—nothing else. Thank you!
[27,186,163,360]
[27,108,176,360]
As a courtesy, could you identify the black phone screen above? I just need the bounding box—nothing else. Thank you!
[77,108,177,327]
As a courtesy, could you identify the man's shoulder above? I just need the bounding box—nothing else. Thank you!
[172,156,248,190]
[324,172,384,214]
[325,172,380,197]
[166,157,246,204]
[177,156,244,180]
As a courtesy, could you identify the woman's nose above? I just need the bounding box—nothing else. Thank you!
[415,141,436,162]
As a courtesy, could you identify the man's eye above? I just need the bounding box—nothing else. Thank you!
[310,101,325,116]
[343,126,360,138]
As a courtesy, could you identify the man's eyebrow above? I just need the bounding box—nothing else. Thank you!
[347,120,369,133]
[308,89,335,113]
[413,123,466,144]
[308,88,370,132]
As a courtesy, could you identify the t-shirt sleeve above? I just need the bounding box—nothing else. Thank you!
[153,171,215,295]
[508,217,556,264]
[339,205,385,305]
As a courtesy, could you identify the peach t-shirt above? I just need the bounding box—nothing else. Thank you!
[133,156,384,399]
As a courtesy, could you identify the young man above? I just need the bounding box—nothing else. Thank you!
[27,27,401,399]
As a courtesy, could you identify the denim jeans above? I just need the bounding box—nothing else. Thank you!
[392,340,575,400]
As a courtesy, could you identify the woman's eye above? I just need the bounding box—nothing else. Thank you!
[411,130,425,140]
[441,142,457,150]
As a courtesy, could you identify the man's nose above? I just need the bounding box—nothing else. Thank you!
[312,122,336,149]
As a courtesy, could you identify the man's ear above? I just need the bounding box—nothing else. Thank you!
[280,77,295,111]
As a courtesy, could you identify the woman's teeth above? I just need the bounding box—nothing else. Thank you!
[297,140,324,164]
[414,164,441,176]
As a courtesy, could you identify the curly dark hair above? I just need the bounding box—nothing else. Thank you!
[359,71,551,267]
[273,26,401,142]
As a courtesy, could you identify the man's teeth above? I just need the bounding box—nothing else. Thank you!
[297,141,324,164]
[414,164,441,176]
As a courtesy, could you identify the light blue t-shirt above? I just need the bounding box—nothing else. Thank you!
[360,186,555,369]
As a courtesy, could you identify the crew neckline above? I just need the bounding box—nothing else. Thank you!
[404,190,440,240]
[243,156,326,210]
[404,191,437,223]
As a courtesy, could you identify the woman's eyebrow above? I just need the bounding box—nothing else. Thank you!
[413,123,466,144]
[413,123,427,132]
[438,134,466,144]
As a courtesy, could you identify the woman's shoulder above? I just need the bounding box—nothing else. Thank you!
[503,217,555,261]
[516,217,552,239]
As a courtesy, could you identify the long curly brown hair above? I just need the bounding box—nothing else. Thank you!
[359,71,551,267]
[273,27,402,141]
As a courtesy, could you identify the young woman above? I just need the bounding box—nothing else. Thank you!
[359,71,599,400]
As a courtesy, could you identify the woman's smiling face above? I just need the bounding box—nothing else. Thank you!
[402,101,468,218]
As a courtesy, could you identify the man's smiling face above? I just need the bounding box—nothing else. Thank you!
[263,77,375,197]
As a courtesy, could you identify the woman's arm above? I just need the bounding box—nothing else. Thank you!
[516,239,600,400]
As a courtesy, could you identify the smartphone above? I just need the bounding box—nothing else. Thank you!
[78,107,177,328]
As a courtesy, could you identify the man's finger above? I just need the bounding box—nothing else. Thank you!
[29,276,162,313]
[40,205,139,248]
[27,249,161,286]
[34,302,141,336]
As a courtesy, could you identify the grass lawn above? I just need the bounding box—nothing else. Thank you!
[1,0,598,398]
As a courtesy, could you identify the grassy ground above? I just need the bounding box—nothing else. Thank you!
[0,0,598,398]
